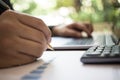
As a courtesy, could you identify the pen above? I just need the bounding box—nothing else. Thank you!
[47,43,54,50]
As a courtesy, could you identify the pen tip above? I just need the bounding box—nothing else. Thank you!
[47,44,54,51]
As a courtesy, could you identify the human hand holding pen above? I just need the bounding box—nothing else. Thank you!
[0,9,52,68]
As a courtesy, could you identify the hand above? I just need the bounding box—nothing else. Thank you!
[0,10,51,68]
[52,22,93,38]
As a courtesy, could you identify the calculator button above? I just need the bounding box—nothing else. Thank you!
[96,49,103,52]
[86,51,101,56]
[110,51,120,56]
[102,52,110,56]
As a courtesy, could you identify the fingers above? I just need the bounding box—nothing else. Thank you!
[16,22,47,46]
[16,12,51,43]
[0,50,36,68]
[0,32,46,58]
[84,23,94,33]
[71,23,92,37]
[5,22,48,58]
[1,10,51,43]
[15,35,46,58]
[62,29,82,38]
[0,36,38,68]
[14,23,47,57]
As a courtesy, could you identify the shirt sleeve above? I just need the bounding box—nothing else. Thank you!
[2,0,13,9]
[48,25,56,36]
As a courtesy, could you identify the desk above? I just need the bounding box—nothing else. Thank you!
[0,51,120,80]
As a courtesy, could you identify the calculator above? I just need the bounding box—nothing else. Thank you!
[80,45,120,64]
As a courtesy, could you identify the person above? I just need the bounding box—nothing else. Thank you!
[0,0,93,68]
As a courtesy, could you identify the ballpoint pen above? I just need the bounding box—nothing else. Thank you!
[47,43,54,50]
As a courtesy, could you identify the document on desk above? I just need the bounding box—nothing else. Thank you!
[0,51,56,80]
[0,51,120,80]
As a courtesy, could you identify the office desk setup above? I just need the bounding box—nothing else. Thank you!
[0,50,120,80]
[0,23,120,80]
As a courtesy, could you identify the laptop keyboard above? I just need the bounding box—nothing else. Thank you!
[50,34,117,50]
[81,45,120,63]
[66,38,93,45]
[93,35,105,45]
[66,34,115,45]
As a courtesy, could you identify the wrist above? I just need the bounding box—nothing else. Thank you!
[49,25,57,36]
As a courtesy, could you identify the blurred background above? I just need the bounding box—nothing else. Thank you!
[11,0,120,31]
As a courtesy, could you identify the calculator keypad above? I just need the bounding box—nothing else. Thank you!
[81,45,120,64]
[85,45,120,57]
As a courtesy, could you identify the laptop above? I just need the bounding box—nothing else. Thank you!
[49,32,118,50]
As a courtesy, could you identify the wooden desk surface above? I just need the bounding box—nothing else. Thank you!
[0,51,120,80]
